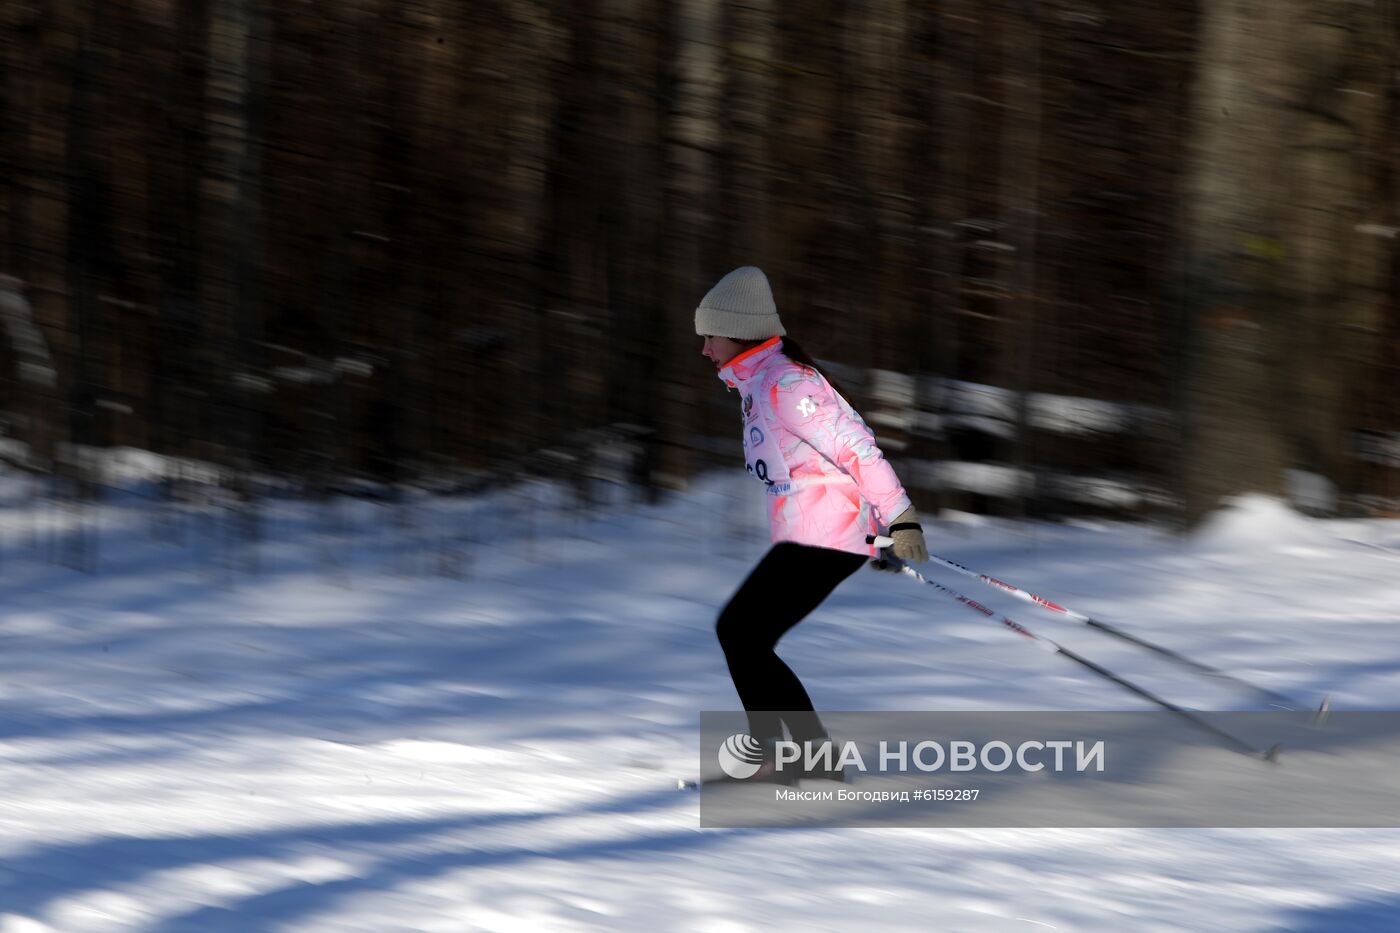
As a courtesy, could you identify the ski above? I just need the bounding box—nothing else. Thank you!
[676,772,847,791]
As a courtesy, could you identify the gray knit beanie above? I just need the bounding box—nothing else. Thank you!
[694,266,786,340]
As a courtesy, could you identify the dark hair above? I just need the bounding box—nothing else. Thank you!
[781,337,852,401]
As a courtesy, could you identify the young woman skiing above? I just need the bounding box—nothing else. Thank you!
[697,266,928,781]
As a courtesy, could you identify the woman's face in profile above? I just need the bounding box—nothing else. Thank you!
[701,335,752,370]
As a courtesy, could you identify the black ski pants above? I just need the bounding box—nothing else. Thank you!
[715,542,868,744]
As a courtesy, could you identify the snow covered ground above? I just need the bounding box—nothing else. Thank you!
[1,467,1399,932]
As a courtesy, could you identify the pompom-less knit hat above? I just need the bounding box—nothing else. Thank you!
[694,266,786,340]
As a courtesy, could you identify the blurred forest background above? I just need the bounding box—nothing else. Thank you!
[1,0,1398,537]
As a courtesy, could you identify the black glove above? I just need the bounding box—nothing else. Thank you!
[868,549,901,571]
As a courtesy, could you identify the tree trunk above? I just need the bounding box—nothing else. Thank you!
[1181,0,1390,524]
[199,0,260,469]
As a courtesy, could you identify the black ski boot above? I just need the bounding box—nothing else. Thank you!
[796,738,850,783]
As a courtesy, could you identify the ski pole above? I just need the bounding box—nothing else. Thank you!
[865,537,1280,761]
[870,535,1325,719]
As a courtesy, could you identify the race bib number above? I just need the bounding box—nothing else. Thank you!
[741,394,792,495]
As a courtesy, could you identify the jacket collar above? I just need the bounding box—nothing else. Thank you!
[717,335,784,388]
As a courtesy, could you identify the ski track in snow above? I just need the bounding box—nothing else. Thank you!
[0,473,1398,931]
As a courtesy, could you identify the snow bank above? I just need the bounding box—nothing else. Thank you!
[1191,494,1329,554]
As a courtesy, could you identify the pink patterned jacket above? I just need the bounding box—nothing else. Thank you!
[718,336,913,557]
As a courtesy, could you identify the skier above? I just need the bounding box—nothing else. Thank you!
[697,266,928,782]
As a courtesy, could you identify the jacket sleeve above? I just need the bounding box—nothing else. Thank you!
[769,368,913,524]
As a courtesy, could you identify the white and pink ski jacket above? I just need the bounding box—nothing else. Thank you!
[717,336,913,557]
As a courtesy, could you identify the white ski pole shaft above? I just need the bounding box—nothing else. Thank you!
[870,551,1279,761]
[868,535,1320,716]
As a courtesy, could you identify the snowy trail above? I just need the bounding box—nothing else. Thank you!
[1,473,1399,931]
